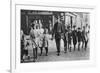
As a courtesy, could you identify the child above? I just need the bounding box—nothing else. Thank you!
[30,26,38,62]
[81,26,86,49]
[72,25,77,51]
[39,37,43,56]
[23,35,30,62]
[43,28,49,56]
[67,26,72,52]
[63,27,68,53]
[38,27,44,56]
[77,27,82,51]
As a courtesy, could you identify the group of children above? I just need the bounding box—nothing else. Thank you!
[63,25,89,53]
[21,22,89,62]
[21,25,50,62]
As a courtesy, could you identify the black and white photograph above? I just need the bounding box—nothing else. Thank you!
[20,10,90,63]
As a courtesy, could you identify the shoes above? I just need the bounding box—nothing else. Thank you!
[45,54,48,56]
[57,53,60,56]
[39,53,42,56]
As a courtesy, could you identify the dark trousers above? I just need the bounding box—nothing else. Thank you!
[45,47,48,55]
[73,39,77,51]
[33,47,37,61]
[64,39,67,52]
[21,50,24,62]
[68,43,71,52]
[85,40,88,50]
[55,38,61,54]
[40,47,43,55]
[78,42,81,51]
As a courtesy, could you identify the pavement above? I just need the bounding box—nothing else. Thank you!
[22,39,90,63]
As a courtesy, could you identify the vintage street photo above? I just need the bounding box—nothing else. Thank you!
[20,10,90,63]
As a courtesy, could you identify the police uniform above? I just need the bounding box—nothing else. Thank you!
[53,21,64,56]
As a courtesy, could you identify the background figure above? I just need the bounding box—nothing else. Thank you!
[72,25,77,51]
[67,26,72,52]
[52,17,64,56]
[77,27,81,51]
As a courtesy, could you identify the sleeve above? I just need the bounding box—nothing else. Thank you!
[52,22,57,35]
[61,24,65,33]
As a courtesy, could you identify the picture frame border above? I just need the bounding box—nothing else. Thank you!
[10,1,96,73]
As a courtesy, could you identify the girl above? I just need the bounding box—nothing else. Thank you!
[43,28,49,56]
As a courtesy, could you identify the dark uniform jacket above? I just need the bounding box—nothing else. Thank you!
[53,22,64,39]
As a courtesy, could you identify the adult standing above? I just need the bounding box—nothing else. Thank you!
[52,17,64,56]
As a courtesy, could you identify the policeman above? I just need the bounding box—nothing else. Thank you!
[72,25,77,51]
[52,16,64,56]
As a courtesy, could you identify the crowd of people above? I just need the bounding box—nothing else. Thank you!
[21,17,90,62]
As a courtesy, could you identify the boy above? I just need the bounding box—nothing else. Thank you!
[81,26,86,49]
[67,26,72,52]
[72,25,77,51]
[77,27,82,51]
[63,26,68,53]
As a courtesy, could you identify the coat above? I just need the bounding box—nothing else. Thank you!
[53,22,64,39]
